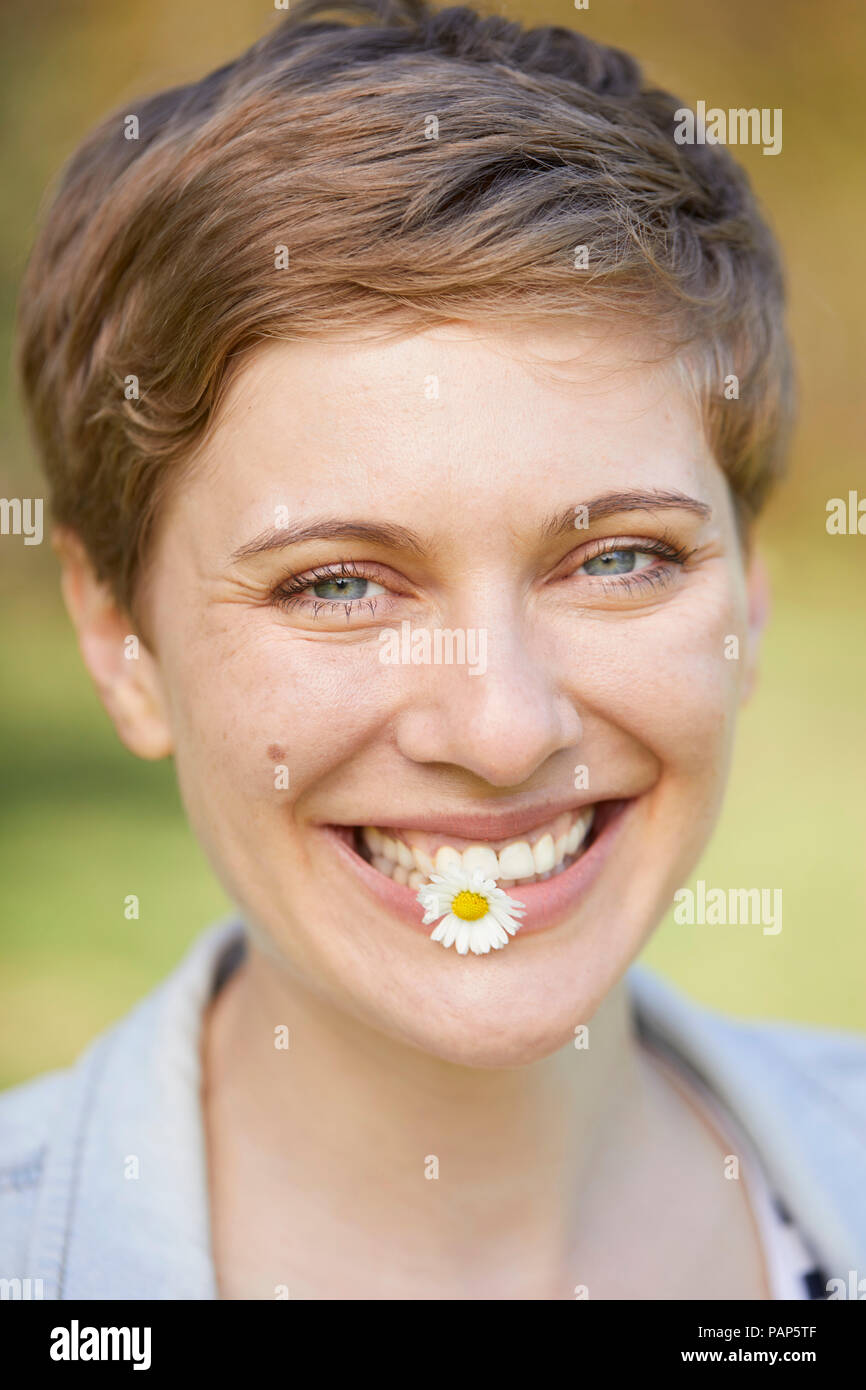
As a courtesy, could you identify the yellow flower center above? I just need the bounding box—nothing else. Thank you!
[451,890,489,921]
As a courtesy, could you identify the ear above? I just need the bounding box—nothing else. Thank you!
[741,546,771,704]
[53,527,173,760]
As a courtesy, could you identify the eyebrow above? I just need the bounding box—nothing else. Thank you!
[229,489,712,563]
[230,519,429,563]
[541,489,712,538]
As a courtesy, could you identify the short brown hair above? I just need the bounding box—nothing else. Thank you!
[16,0,793,615]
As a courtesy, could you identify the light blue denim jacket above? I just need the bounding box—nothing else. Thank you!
[1,918,864,1299]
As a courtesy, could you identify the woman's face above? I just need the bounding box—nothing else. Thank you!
[125,324,762,1066]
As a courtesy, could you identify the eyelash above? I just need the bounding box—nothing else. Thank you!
[270,538,695,619]
[272,560,389,619]
[573,534,695,596]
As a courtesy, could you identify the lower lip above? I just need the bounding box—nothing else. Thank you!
[322,801,634,941]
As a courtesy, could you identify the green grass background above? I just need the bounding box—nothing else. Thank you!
[1,0,865,1087]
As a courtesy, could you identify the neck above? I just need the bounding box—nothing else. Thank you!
[202,933,651,1288]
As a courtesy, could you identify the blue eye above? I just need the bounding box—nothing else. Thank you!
[272,564,391,616]
[311,576,383,600]
[316,575,369,597]
[581,549,654,577]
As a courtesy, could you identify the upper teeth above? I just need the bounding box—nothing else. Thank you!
[361,808,594,888]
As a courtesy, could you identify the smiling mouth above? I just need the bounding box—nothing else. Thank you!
[325,798,632,940]
[340,803,616,890]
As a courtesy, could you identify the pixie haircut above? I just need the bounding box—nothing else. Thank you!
[17,0,793,614]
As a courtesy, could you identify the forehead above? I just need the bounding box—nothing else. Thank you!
[166,324,725,550]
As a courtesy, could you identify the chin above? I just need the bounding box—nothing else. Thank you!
[331,939,635,1070]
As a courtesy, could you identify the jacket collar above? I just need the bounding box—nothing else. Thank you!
[28,919,240,1298]
[628,963,866,1279]
[28,921,865,1296]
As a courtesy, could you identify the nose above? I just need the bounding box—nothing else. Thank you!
[391,619,583,787]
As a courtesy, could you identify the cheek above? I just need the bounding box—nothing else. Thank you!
[561,576,747,783]
[165,620,395,820]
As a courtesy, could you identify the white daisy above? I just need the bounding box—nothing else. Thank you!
[416,865,526,955]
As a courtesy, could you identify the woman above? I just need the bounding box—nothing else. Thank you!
[3,0,864,1300]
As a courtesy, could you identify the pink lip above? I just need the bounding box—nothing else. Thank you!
[322,799,634,940]
[337,798,597,845]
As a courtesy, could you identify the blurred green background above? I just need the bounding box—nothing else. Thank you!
[1,0,864,1087]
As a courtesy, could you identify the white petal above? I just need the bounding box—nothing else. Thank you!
[482,880,525,912]
[470,922,492,954]
[468,869,494,893]
[441,915,460,948]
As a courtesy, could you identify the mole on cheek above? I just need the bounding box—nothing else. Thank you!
[266,743,285,762]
